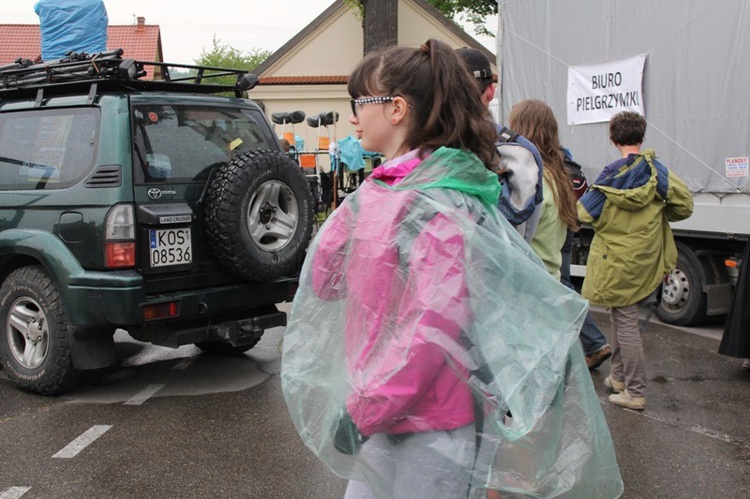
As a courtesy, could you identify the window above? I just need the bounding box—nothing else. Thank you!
[132,104,276,184]
[0,108,98,190]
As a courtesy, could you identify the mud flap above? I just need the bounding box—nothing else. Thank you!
[70,329,117,370]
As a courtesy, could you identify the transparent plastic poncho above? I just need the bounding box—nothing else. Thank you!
[282,148,623,498]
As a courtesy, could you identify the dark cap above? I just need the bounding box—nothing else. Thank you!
[456,47,493,81]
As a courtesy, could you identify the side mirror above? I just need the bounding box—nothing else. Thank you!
[236,74,259,96]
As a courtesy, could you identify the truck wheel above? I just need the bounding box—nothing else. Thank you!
[0,266,78,395]
[656,245,708,326]
[204,150,314,281]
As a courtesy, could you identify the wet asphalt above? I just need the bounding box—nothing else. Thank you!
[1,309,748,498]
[587,309,750,498]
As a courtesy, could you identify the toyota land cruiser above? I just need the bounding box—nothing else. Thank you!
[0,50,314,394]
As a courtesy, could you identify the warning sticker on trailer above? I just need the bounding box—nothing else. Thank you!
[725,157,749,178]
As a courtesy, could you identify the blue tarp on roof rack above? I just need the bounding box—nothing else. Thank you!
[35,0,108,61]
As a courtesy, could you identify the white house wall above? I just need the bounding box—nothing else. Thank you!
[252,0,495,151]
[398,0,469,48]
[264,8,362,77]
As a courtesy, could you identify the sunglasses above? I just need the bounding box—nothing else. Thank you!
[349,96,396,117]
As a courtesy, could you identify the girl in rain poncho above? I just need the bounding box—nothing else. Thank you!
[281,39,623,498]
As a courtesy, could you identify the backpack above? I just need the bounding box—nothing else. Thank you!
[561,148,588,199]
[495,126,544,225]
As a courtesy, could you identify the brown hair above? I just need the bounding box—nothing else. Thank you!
[609,111,646,146]
[347,39,498,170]
[509,99,579,232]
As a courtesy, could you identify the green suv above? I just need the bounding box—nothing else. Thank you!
[0,52,314,394]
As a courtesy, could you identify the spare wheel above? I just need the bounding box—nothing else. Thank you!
[204,150,313,281]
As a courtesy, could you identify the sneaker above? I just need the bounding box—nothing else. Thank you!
[743,359,750,370]
[608,390,646,410]
[604,376,625,393]
[586,345,612,370]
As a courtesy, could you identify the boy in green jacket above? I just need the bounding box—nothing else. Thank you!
[578,112,694,409]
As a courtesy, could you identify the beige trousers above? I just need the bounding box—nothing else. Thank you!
[609,304,647,398]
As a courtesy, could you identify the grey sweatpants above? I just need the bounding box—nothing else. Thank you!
[344,424,482,499]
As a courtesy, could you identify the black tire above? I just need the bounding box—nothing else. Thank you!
[204,150,314,281]
[656,244,708,326]
[0,266,78,395]
[194,340,257,356]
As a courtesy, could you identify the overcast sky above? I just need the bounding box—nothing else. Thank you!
[5,0,497,64]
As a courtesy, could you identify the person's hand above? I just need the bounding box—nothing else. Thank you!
[332,408,369,455]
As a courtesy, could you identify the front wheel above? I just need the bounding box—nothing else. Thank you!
[0,266,78,394]
[656,245,708,326]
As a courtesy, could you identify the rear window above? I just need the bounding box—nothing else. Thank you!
[0,108,98,190]
[132,104,277,184]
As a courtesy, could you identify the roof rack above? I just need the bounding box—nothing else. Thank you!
[0,48,259,99]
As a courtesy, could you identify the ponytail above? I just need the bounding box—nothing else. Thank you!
[348,39,499,170]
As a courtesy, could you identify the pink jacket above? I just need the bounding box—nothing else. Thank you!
[312,152,475,437]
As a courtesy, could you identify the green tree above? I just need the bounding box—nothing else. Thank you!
[430,0,497,37]
[345,0,497,37]
[193,36,271,86]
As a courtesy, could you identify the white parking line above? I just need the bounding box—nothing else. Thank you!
[599,397,747,448]
[124,384,165,406]
[52,425,112,459]
[0,487,31,499]
[171,358,195,370]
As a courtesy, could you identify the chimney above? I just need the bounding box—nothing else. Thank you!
[136,17,145,29]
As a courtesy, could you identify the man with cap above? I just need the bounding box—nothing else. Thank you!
[456,47,543,240]
[456,47,497,108]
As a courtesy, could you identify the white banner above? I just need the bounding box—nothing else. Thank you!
[567,54,646,125]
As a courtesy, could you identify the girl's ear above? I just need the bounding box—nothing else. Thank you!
[390,96,410,125]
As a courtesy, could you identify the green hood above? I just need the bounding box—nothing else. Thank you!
[387,147,501,209]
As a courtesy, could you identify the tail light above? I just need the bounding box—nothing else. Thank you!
[143,301,180,321]
[105,204,136,268]
[725,256,743,287]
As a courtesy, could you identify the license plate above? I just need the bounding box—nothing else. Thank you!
[149,228,192,267]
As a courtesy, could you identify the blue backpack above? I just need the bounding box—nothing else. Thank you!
[495,126,544,226]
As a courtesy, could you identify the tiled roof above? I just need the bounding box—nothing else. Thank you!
[259,75,349,85]
[0,23,162,80]
[257,74,495,86]
[108,24,162,63]
[0,25,42,64]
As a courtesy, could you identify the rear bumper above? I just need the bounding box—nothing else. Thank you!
[66,270,296,328]
[139,308,287,348]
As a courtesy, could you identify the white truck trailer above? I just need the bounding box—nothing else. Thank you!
[495,0,750,326]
